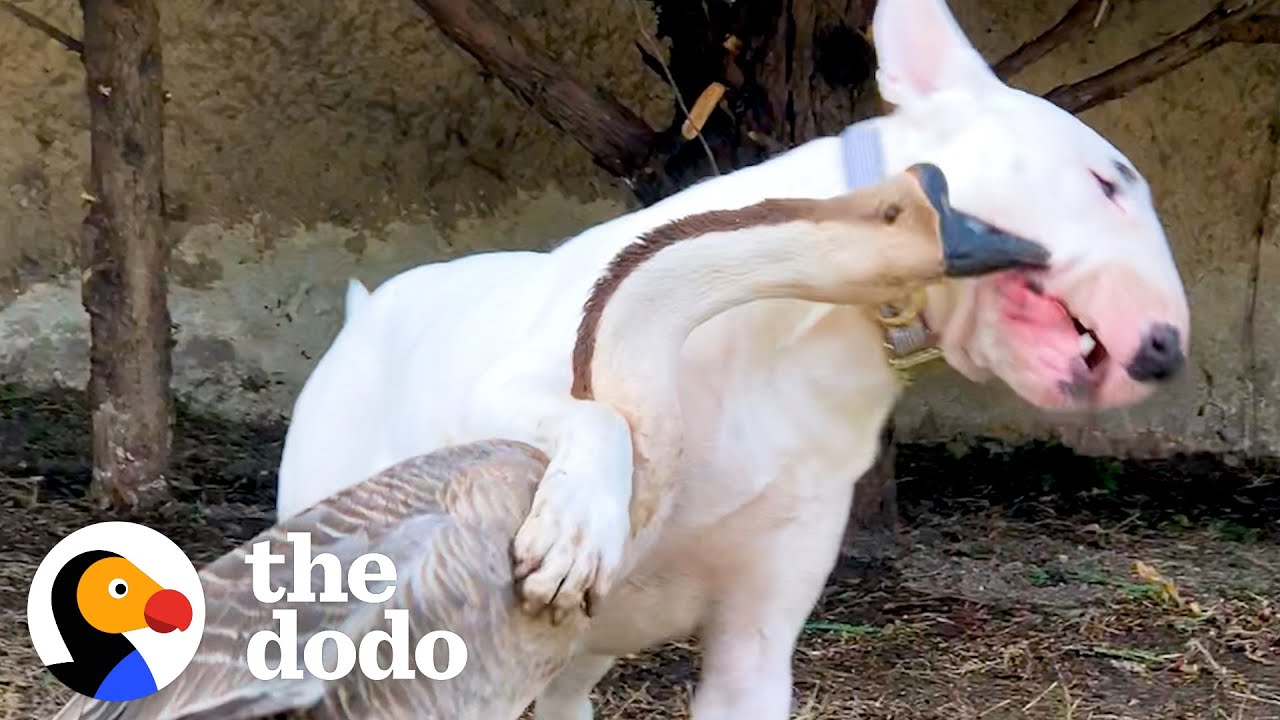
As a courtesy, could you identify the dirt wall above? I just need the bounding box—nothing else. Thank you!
[0,0,1277,456]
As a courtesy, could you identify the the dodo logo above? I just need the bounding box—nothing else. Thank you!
[26,521,206,702]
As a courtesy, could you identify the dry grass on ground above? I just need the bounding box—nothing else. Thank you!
[1,385,1277,719]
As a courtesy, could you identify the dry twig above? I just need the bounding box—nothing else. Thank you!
[1227,690,1280,708]
[1022,680,1060,712]
[627,0,719,175]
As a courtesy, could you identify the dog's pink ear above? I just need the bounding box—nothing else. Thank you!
[871,0,999,107]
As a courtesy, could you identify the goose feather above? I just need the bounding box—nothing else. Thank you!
[48,439,585,720]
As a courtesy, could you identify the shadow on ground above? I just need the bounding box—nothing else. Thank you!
[1,384,1277,719]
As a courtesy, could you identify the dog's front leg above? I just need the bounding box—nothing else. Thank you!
[469,372,634,621]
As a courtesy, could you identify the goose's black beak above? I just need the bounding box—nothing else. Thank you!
[905,163,1052,277]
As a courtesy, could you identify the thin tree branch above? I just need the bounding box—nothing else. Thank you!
[995,0,1103,80]
[0,0,83,55]
[628,0,719,176]
[409,0,658,185]
[1222,14,1280,42]
[1045,0,1280,114]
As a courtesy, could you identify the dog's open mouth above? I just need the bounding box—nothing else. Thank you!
[1017,271,1110,385]
[1070,314,1109,372]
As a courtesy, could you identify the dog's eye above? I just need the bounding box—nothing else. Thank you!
[1091,170,1118,201]
[1113,160,1138,184]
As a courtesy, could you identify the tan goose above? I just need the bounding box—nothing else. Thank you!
[47,164,1047,720]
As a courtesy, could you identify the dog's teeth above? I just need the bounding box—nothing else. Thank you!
[1079,331,1097,356]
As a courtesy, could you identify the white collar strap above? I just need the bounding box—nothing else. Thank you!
[839,120,944,385]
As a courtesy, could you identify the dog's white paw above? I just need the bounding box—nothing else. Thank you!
[511,464,629,624]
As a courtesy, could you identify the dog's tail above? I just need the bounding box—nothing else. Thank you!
[344,277,371,325]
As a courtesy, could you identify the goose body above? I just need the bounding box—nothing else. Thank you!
[51,440,585,720]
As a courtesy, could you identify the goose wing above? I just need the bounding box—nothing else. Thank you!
[49,439,588,720]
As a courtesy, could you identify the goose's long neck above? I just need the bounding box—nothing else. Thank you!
[571,205,836,501]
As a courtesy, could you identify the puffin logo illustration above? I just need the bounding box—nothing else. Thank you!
[26,521,205,702]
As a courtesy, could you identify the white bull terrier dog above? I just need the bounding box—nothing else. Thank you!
[275,0,1190,717]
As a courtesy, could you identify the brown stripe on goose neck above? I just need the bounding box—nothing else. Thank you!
[570,197,833,401]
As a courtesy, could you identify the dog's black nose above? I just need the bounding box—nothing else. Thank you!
[1125,322,1184,383]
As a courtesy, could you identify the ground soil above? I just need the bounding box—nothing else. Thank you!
[1,384,1277,720]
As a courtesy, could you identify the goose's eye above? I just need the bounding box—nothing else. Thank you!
[1091,170,1118,201]
[109,579,128,599]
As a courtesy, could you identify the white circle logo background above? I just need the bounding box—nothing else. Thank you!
[27,521,207,692]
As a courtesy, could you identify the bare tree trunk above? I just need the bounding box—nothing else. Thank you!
[80,0,172,510]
